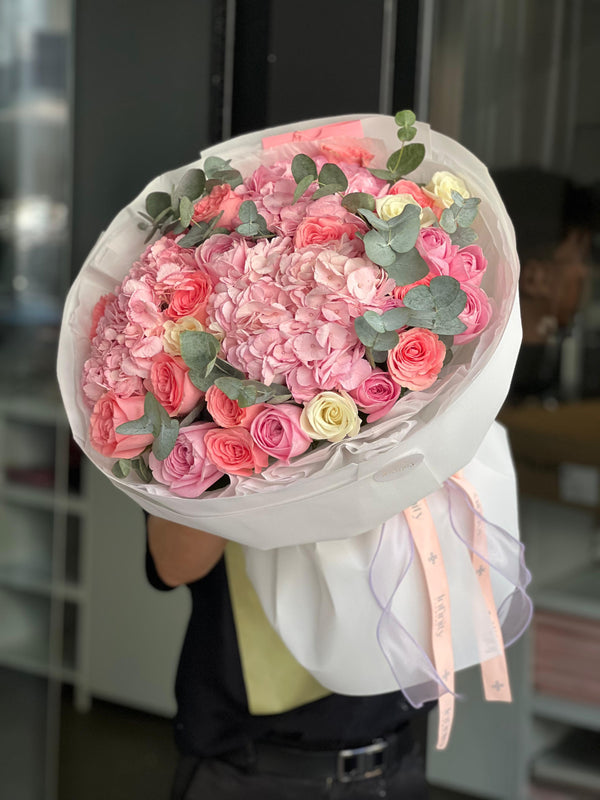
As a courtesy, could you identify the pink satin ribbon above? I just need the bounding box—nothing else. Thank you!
[261,119,365,149]
[402,473,512,750]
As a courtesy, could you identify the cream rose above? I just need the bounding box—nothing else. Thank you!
[162,316,205,356]
[375,194,435,228]
[424,171,470,208]
[299,390,360,443]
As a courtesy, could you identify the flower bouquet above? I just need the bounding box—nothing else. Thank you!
[58,113,531,747]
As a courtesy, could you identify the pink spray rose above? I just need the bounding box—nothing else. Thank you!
[148,422,224,498]
[387,328,446,391]
[348,368,402,422]
[294,216,361,249]
[89,392,153,459]
[204,426,269,477]
[392,273,433,302]
[205,385,266,429]
[454,284,492,345]
[193,184,243,229]
[250,404,312,462]
[148,353,203,416]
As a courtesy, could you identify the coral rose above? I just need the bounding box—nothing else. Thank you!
[148,422,224,498]
[89,392,153,459]
[205,385,266,429]
[387,328,446,391]
[294,216,360,249]
[165,272,213,324]
[192,184,243,229]
[204,426,269,476]
[148,353,203,416]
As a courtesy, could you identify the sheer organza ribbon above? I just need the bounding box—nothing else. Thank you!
[368,473,532,749]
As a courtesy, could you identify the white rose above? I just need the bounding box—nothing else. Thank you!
[424,171,470,208]
[300,391,361,443]
[162,316,205,356]
[375,194,435,228]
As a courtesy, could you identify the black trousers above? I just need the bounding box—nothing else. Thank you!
[171,742,428,799]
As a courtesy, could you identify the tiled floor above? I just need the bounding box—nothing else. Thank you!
[57,694,478,800]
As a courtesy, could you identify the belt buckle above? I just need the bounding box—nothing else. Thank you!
[336,739,388,783]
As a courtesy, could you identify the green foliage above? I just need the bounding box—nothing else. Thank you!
[359,205,421,271]
[341,192,376,214]
[214,377,292,408]
[439,192,481,243]
[115,392,180,462]
[403,276,467,335]
[235,200,273,238]
[291,155,348,202]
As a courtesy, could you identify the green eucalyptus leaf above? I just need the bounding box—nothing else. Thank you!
[369,168,395,181]
[153,417,180,461]
[213,376,243,400]
[403,285,436,311]
[450,227,478,247]
[236,222,260,236]
[204,156,231,178]
[456,205,479,227]
[354,316,378,347]
[385,248,429,285]
[238,200,258,223]
[177,226,207,248]
[431,317,467,335]
[388,208,420,254]
[214,359,245,380]
[430,276,460,306]
[406,310,436,329]
[211,168,243,188]
[237,386,259,408]
[363,230,396,267]
[180,330,221,377]
[440,208,457,233]
[293,174,315,204]
[292,153,318,183]
[311,183,346,200]
[358,208,390,232]
[381,307,411,331]
[179,196,194,228]
[318,163,348,190]
[115,416,155,436]
[362,310,386,333]
[395,109,417,127]
[371,349,390,363]
[396,126,417,142]
[146,191,172,220]
[131,456,152,484]
[188,370,216,392]
[387,143,425,177]
[112,459,132,479]
[342,192,376,214]
[450,190,465,207]
[172,169,206,206]
[372,330,399,352]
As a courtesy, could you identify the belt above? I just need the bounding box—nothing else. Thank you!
[222,726,414,783]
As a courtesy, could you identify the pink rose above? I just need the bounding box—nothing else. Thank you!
[193,184,243,229]
[416,228,458,263]
[165,272,213,323]
[454,284,492,345]
[294,216,361,249]
[387,328,446,391]
[447,245,487,286]
[148,422,224,498]
[348,368,402,422]
[204,426,269,476]
[148,353,203,416]
[90,293,116,340]
[250,404,312,462]
[205,385,266,429]
[89,392,153,459]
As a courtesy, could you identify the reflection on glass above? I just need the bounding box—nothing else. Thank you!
[0,0,71,393]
